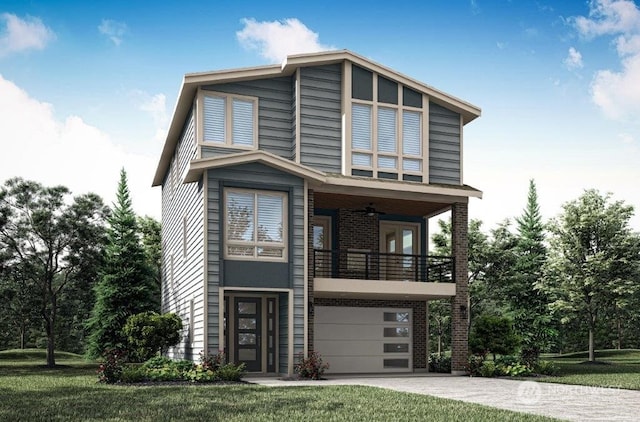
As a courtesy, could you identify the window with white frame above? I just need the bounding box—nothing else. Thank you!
[224,189,287,261]
[201,91,257,148]
[350,66,424,180]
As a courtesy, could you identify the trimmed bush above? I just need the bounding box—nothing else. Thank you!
[123,312,182,361]
[428,353,451,373]
[294,351,329,380]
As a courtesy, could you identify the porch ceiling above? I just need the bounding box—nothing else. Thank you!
[314,192,450,217]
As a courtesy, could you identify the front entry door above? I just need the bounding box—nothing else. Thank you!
[234,297,262,372]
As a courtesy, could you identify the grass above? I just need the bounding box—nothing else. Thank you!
[0,355,555,422]
[539,349,640,390]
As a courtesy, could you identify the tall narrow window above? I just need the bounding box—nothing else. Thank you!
[402,110,422,172]
[203,96,225,143]
[352,104,372,167]
[232,99,254,146]
[377,107,397,170]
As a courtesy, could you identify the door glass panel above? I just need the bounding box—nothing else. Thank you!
[384,343,409,353]
[238,318,256,330]
[402,229,414,255]
[238,349,256,360]
[313,225,325,249]
[384,312,409,323]
[384,327,410,337]
[238,333,256,345]
[237,302,256,314]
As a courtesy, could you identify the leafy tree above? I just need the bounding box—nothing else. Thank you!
[0,178,107,366]
[540,190,640,362]
[428,300,451,356]
[469,314,520,361]
[509,180,556,365]
[87,169,159,358]
[123,311,182,360]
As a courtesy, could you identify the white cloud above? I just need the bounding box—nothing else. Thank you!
[573,0,640,37]
[496,41,507,50]
[236,18,333,63]
[98,19,127,46]
[572,0,640,120]
[131,91,169,143]
[0,75,160,218]
[564,47,584,69]
[0,13,54,57]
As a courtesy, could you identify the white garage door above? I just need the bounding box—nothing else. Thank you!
[314,306,412,373]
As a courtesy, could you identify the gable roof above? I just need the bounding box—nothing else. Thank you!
[184,150,326,184]
[153,50,481,187]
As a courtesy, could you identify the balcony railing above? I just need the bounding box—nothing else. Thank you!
[313,249,454,283]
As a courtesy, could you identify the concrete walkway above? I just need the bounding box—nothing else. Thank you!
[245,375,640,421]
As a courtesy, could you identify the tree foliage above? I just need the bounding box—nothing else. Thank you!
[0,178,107,366]
[86,169,159,358]
[123,311,182,361]
[470,314,520,360]
[138,216,162,289]
[539,190,640,361]
[510,180,556,364]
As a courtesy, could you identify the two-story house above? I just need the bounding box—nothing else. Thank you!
[152,50,481,376]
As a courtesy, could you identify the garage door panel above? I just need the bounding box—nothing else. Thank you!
[315,306,384,324]
[315,323,384,341]
[314,306,412,374]
[315,340,405,356]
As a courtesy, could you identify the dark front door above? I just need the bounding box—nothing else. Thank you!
[234,297,262,372]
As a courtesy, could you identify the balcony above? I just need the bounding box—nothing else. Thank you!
[312,249,456,300]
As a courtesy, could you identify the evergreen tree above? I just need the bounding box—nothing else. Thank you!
[86,169,159,358]
[510,180,555,365]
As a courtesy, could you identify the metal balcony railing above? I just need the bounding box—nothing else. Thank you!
[313,249,454,283]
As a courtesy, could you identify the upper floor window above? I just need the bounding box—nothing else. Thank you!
[201,91,257,148]
[224,188,287,262]
[350,65,425,182]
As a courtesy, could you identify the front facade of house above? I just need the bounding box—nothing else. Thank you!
[152,50,481,376]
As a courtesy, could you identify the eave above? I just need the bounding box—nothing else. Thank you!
[183,150,327,185]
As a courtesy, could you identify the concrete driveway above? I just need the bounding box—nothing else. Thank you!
[246,375,640,421]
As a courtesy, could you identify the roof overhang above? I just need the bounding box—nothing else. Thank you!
[183,150,327,185]
[319,174,483,201]
[152,50,482,187]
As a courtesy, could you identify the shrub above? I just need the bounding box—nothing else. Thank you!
[466,355,485,377]
[120,365,146,383]
[294,351,329,380]
[123,312,182,361]
[501,362,531,377]
[478,361,497,377]
[186,366,218,383]
[428,353,451,373]
[217,363,246,381]
[142,356,173,370]
[200,350,226,371]
[97,349,127,383]
[534,360,558,376]
[469,314,520,361]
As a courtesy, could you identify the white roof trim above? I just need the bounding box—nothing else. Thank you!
[184,150,327,184]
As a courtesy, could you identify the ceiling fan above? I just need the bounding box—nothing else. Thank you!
[356,203,386,217]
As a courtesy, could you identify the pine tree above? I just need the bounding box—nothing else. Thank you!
[86,169,159,358]
[511,179,555,365]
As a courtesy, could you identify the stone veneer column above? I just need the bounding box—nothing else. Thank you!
[451,202,469,374]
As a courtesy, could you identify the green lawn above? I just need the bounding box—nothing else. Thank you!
[0,353,555,422]
[540,349,640,390]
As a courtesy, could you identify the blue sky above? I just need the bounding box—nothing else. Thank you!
[1,0,639,232]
